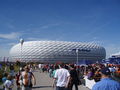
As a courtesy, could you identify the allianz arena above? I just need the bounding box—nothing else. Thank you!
[9,41,106,63]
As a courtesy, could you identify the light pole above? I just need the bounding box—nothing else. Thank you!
[72,48,79,65]
[76,48,79,65]
[20,38,24,62]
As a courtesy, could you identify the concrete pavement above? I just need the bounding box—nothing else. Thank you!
[0,70,90,90]
[31,70,90,90]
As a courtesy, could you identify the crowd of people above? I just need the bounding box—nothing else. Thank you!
[38,63,120,90]
[1,64,36,90]
[0,62,120,90]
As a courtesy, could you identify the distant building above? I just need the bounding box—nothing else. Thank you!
[106,52,120,64]
[111,52,120,58]
[9,41,106,63]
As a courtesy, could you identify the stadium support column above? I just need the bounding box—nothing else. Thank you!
[20,38,24,62]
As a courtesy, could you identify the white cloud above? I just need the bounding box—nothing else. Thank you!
[26,37,41,41]
[0,32,20,40]
[41,25,49,29]
[7,43,17,46]
[26,37,53,41]
[40,23,60,29]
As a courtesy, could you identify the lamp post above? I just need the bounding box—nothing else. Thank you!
[72,48,79,65]
[20,38,24,62]
[76,48,79,65]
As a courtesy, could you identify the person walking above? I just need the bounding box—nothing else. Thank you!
[4,75,14,90]
[20,66,36,90]
[53,63,70,90]
[52,65,59,88]
[92,67,120,90]
[68,64,80,90]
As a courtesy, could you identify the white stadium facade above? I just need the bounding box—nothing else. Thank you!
[9,41,106,63]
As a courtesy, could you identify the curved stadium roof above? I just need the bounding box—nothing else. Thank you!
[9,41,106,63]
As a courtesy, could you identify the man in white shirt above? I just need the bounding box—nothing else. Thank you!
[54,63,70,90]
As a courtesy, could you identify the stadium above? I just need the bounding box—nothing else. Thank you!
[9,41,106,63]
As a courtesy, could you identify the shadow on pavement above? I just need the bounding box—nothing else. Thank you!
[32,85,52,88]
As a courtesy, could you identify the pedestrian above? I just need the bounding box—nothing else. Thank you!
[52,65,59,87]
[9,64,15,78]
[20,66,36,90]
[68,64,80,90]
[38,64,42,73]
[4,75,14,90]
[53,63,70,90]
[92,67,120,90]
[16,70,22,90]
[2,73,8,90]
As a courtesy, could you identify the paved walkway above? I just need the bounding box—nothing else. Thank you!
[1,70,90,90]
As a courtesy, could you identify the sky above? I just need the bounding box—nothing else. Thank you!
[0,0,120,58]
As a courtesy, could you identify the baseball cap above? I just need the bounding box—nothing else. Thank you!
[101,67,111,75]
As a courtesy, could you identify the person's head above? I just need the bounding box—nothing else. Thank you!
[54,65,59,70]
[3,73,8,77]
[7,75,13,80]
[70,64,75,70]
[70,64,74,68]
[24,66,30,72]
[100,67,111,77]
[59,63,65,68]
[64,64,69,70]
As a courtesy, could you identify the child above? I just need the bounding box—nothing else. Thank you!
[4,75,14,90]
[2,73,8,83]
[2,73,8,90]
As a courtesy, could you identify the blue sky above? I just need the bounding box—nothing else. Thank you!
[0,0,120,58]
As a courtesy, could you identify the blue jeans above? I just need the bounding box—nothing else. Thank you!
[22,86,32,90]
[56,86,68,90]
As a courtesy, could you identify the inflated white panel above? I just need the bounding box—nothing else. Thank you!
[9,41,106,63]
